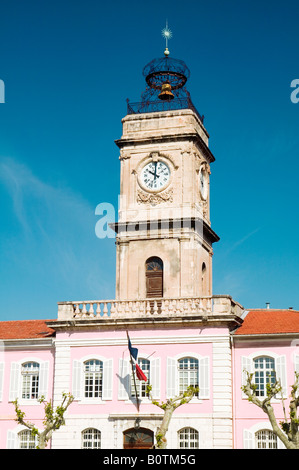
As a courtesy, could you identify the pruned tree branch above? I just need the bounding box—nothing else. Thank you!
[242,370,299,449]
[13,392,74,449]
[147,384,199,449]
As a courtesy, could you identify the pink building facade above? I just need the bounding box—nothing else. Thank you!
[1,50,297,450]
[1,307,298,449]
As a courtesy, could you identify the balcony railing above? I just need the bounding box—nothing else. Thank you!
[57,296,243,321]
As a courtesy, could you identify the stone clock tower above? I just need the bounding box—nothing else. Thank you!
[112,50,219,302]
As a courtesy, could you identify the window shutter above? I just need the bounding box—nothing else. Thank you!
[118,358,130,399]
[72,360,82,400]
[150,357,160,399]
[276,355,287,398]
[198,357,209,399]
[243,429,254,449]
[39,361,49,399]
[166,357,177,398]
[9,362,21,401]
[102,359,113,400]
[7,430,17,449]
[294,354,299,397]
[241,356,252,398]
[0,363,4,401]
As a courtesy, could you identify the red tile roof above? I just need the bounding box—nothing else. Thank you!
[234,309,299,335]
[0,319,56,340]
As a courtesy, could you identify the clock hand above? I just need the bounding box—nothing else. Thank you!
[148,170,160,178]
[153,162,158,179]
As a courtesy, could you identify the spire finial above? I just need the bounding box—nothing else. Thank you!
[162,20,172,56]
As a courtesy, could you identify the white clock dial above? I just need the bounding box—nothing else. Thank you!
[200,168,208,200]
[141,161,170,191]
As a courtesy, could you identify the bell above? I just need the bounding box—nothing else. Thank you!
[158,82,174,101]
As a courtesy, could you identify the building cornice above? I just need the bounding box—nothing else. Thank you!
[115,132,215,163]
[110,217,220,245]
[47,314,242,333]
[0,338,55,350]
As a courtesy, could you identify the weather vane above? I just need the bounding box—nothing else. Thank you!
[162,20,172,56]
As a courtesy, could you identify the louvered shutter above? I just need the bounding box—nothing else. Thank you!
[118,358,130,399]
[0,363,4,401]
[198,357,209,399]
[102,359,113,400]
[276,355,287,398]
[243,429,254,448]
[150,357,160,399]
[166,357,177,398]
[72,360,82,400]
[9,362,21,401]
[39,361,49,399]
[241,356,252,398]
[294,354,299,397]
[7,430,17,449]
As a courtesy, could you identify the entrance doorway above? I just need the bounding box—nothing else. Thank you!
[123,427,154,449]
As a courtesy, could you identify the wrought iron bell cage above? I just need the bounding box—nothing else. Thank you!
[126,54,204,123]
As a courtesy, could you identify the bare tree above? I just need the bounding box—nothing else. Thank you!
[242,370,299,449]
[13,392,74,449]
[147,384,199,449]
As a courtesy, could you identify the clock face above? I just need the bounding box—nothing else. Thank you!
[140,160,170,191]
[200,168,208,200]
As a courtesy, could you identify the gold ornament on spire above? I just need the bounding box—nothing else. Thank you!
[162,20,172,56]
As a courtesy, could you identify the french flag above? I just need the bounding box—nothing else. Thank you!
[135,362,147,382]
[127,332,147,382]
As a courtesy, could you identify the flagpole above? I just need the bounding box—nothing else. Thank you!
[126,331,140,412]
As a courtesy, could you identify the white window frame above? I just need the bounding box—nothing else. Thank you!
[9,357,49,404]
[166,352,210,400]
[72,355,113,403]
[83,359,104,399]
[178,427,200,449]
[255,429,278,449]
[118,356,160,402]
[81,427,101,449]
[241,351,287,399]
[21,361,40,400]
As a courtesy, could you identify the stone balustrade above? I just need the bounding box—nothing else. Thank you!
[57,295,243,321]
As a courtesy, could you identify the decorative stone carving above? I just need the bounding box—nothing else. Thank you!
[137,188,173,205]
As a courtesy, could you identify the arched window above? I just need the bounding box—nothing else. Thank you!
[84,359,103,398]
[178,427,199,448]
[254,356,276,397]
[18,430,37,449]
[178,357,199,396]
[21,362,40,399]
[146,257,163,298]
[255,429,277,449]
[81,428,101,449]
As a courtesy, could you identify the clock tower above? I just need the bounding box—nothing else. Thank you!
[113,46,219,302]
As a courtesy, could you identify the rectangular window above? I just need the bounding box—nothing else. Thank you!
[254,357,275,397]
[21,362,39,399]
[84,360,103,398]
[178,358,199,396]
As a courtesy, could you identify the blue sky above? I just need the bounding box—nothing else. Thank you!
[0,0,298,321]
